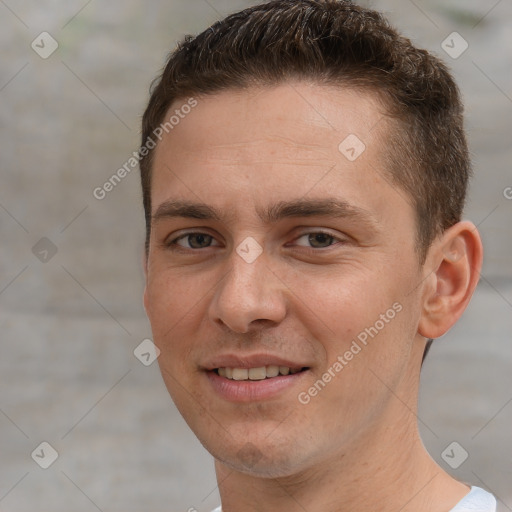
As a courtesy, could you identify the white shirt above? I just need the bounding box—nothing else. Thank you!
[210,485,496,512]
[449,486,497,511]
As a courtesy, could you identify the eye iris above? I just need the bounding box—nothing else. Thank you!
[309,233,333,248]
[189,234,211,248]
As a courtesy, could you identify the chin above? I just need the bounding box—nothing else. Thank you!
[199,425,315,478]
[215,446,302,478]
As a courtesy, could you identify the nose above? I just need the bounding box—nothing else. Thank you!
[208,244,287,334]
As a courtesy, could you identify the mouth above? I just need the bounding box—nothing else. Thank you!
[205,364,310,402]
[214,365,309,380]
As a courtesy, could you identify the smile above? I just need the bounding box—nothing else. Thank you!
[216,366,306,380]
[206,366,310,402]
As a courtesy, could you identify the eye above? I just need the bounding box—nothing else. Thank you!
[293,230,343,249]
[166,232,220,250]
[164,229,345,252]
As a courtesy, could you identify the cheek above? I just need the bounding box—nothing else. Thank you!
[296,263,414,383]
[145,272,203,410]
[146,267,198,327]
[291,264,393,340]
[145,269,202,370]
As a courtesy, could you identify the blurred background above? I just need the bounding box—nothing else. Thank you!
[1,0,511,510]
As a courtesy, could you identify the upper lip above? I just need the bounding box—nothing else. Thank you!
[201,353,309,371]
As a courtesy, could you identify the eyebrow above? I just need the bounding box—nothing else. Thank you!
[152,197,378,228]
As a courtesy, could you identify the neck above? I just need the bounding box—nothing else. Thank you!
[214,349,469,512]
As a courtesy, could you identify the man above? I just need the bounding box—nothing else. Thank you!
[139,1,497,510]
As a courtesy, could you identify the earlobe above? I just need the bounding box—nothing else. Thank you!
[418,221,483,340]
[143,286,149,316]
[142,248,149,280]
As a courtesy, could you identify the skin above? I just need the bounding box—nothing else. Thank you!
[143,81,483,512]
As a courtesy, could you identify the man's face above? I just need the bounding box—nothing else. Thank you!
[144,82,427,477]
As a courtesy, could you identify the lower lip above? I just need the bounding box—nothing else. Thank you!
[206,370,309,402]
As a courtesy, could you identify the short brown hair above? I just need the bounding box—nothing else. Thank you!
[140,0,470,264]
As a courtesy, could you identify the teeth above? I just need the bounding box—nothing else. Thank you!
[217,365,303,380]
[248,367,266,380]
[232,368,248,380]
[266,365,279,377]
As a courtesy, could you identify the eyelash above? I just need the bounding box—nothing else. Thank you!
[164,230,346,252]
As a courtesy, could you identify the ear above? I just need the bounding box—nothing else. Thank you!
[142,248,149,315]
[418,221,483,339]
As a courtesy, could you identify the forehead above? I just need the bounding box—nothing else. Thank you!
[155,81,388,161]
[149,81,409,226]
